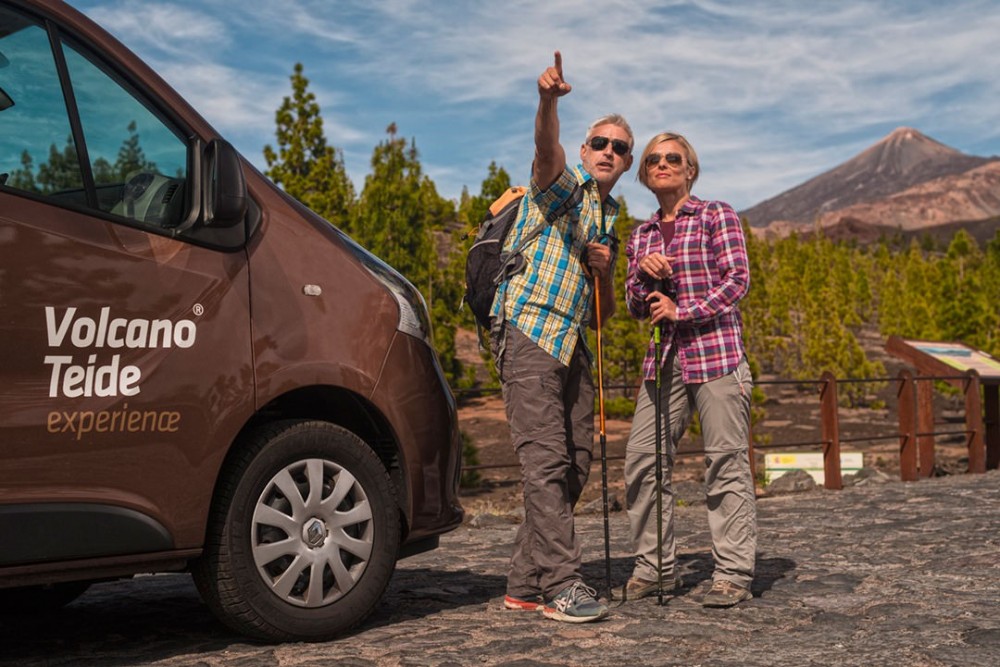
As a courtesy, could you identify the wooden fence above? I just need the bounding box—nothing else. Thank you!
[458,369,997,490]
[749,370,987,489]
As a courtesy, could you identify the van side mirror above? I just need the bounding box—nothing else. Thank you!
[204,139,247,228]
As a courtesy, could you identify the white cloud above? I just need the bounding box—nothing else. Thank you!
[85,1,229,57]
[68,0,1000,210]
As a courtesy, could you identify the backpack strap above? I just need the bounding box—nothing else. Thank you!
[498,182,585,281]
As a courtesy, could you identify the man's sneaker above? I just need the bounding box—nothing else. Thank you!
[542,582,608,623]
[624,574,681,600]
[701,579,752,608]
[503,594,544,611]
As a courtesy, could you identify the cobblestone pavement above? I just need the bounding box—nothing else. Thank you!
[2,470,999,667]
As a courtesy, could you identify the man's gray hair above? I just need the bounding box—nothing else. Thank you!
[586,114,634,148]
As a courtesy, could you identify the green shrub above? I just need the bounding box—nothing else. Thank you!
[600,395,636,419]
[460,430,481,488]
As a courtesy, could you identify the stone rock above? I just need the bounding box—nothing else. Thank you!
[767,468,817,494]
[852,467,892,486]
[577,493,621,514]
[468,512,516,528]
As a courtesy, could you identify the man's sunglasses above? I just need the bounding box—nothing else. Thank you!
[645,152,685,168]
[588,136,631,157]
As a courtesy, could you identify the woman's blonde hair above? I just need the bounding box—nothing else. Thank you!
[637,132,699,191]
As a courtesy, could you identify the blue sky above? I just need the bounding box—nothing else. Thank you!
[68,0,1000,217]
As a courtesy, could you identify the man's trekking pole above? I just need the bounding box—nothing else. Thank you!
[593,253,614,603]
[652,279,667,606]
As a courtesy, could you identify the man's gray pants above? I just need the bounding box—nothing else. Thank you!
[497,325,594,600]
[624,354,757,588]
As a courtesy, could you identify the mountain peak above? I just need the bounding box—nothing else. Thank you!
[860,127,960,176]
[741,128,993,227]
[885,126,922,141]
[881,127,934,151]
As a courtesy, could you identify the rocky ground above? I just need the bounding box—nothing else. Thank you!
[3,469,998,666]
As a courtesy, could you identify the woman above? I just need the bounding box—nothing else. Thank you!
[622,132,756,608]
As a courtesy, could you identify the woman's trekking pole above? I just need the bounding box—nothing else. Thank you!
[594,265,614,602]
[652,280,666,606]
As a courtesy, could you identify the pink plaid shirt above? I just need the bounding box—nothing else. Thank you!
[624,196,749,383]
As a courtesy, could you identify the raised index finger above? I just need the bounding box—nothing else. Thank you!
[554,50,563,78]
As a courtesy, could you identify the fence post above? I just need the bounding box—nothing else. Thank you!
[917,378,936,477]
[897,370,917,482]
[964,370,986,474]
[819,372,842,490]
[985,383,999,470]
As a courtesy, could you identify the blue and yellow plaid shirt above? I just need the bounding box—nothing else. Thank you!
[490,164,619,366]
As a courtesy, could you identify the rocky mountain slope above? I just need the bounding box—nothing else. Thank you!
[741,127,1000,239]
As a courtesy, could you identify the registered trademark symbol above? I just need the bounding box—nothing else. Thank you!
[193,304,204,316]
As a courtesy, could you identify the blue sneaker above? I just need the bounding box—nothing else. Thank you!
[542,582,608,623]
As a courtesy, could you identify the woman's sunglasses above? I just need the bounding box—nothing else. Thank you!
[587,136,631,157]
[645,152,685,168]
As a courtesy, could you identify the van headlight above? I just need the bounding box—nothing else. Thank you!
[377,266,433,344]
[337,232,433,345]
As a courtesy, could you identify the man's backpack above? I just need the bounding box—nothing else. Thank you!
[464,184,584,330]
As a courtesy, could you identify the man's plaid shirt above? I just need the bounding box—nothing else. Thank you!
[491,164,619,365]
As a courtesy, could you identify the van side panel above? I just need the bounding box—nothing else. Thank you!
[245,176,396,403]
[0,194,254,555]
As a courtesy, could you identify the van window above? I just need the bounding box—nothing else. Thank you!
[0,5,188,228]
[63,45,188,224]
[0,7,84,196]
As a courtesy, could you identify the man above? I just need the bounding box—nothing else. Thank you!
[490,51,633,623]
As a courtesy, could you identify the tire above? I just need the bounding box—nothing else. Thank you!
[193,420,400,642]
[0,581,91,613]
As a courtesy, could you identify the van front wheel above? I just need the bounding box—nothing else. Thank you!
[193,420,400,642]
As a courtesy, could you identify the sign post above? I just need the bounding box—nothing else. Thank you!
[886,337,1000,471]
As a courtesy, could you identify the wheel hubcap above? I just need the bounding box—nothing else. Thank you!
[251,458,374,608]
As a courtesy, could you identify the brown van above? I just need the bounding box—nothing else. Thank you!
[0,0,463,642]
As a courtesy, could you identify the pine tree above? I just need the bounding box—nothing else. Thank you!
[456,161,512,232]
[742,220,780,369]
[352,125,435,278]
[92,157,115,186]
[352,124,464,385]
[36,137,82,193]
[904,241,942,340]
[115,120,156,179]
[983,230,1000,356]
[939,230,993,349]
[9,150,38,193]
[263,63,354,231]
[744,231,885,397]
